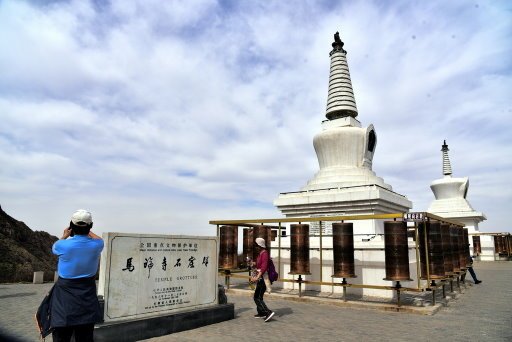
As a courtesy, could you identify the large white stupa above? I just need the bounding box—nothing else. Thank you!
[274,32,412,235]
[271,32,414,297]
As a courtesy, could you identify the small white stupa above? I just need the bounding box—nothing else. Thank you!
[427,141,490,259]
[274,32,412,235]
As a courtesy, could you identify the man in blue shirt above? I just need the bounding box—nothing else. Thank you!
[51,209,104,342]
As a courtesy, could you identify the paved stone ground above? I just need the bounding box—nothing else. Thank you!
[1,261,510,342]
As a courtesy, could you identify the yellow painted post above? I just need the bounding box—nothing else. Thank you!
[415,223,421,290]
[423,218,431,286]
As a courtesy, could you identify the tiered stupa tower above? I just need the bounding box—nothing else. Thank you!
[427,141,488,257]
[274,32,412,234]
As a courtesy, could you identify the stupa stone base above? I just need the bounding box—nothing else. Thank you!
[275,184,412,226]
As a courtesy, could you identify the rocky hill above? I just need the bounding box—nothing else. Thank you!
[0,206,58,282]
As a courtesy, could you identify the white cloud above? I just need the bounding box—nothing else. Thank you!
[0,0,511,238]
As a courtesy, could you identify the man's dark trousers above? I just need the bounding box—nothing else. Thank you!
[52,324,94,342]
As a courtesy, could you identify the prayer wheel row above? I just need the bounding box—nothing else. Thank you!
[286,222,431,279]
[494,235,511,255]
[288,223,357,277]
[219,225,275,269]
[417,222,469,280]
[219,221,473,280]
[218,222,356,275]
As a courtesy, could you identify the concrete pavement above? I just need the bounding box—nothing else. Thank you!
[0,261,510,342]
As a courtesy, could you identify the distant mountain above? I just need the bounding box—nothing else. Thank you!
[0,206,58,283]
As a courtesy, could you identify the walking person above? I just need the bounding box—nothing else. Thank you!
[51,209,104,342]
[461,255,482,284]
[250,237,275,322]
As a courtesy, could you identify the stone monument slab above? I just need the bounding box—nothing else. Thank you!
[98,233,218,323]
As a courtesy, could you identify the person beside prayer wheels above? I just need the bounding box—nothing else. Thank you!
[250,238,275,322]
[461,255,482,284]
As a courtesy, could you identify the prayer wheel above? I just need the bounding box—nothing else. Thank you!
[449,225,461,272]
[472,236,481,256]
[457,227,467,270]
[242,228,253,266]
[493,236,499,253]
[440,223,454,275]
[289,224,311,275]
[252,225,271,261]
[499,236,507,255]
[497,235,506,254]
[383,221,412,281]
[418,221,446,279]
[219,225,238,269]
[503,236,509,254]
[332,223,356,278]
[463,228,470,263]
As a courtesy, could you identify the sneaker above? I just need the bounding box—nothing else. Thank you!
[264,311,275,322]
[254,314,265,318]
[475,280,482,284]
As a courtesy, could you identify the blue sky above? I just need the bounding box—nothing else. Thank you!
[0,0,511,238]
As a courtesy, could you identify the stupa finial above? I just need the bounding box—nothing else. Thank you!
[325,31,358,120]
[441,140,452,176]
[331,31,346,54]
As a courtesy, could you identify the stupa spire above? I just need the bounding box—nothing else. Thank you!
[441,140,452,176]
[325,31,358,120]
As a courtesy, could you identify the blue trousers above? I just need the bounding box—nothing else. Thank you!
[467,266,478,282]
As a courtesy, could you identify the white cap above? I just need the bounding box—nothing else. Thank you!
[255,237,266,248]
[71,209,93,226]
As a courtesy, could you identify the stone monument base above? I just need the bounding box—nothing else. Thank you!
[94,304,234,342]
